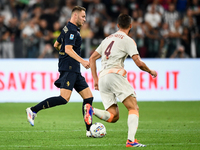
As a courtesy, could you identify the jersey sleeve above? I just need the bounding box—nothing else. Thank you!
[57,33,62,43]
[64,30,77,46]
[125,38,139,57]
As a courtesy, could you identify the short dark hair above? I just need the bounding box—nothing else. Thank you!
[117,14,132,29]
[72,6,86,14]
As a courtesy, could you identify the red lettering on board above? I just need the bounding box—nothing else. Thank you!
[172,71,179,89]
[19,73,27,90]
[139,72,145,90]
[127,72,136,89]
[0,70,180,91]
[31,72,36,90]
[166,72,169,89]
[50,72,59,90]
[149,73,157,89]
[41,72,46,90]
[0,72,5,90]
[8,72,16,90]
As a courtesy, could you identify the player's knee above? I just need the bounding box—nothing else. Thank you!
[59,96,68,104]
[106,112,119,123]
[111,115,119,123]
[83,97,93,105]
[60,94,70,102]
[109,114,119,123]
[63,97,69,102]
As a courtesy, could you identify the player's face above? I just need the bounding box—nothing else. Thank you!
[76,10,86,28]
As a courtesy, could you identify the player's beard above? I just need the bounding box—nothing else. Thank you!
[76,17,83,28]
[76,22,82,28]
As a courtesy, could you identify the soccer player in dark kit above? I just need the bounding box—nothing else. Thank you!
[26,6,94,137]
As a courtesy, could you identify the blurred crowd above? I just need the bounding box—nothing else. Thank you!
[0,0,200,59]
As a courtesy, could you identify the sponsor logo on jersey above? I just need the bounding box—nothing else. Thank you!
[69,34,74,40]
[63,26,68,33]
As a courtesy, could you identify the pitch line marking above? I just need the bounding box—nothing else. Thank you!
[0,128,199,133]
[0,143,200,148]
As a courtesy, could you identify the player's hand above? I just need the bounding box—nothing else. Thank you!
[150,70,157,78]
[81,60,90,69]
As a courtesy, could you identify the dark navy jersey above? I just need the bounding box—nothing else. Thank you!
[57,22,82,73]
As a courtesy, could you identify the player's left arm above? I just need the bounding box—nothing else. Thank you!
[89,51,101,90]
[132,54,157,78]
[65,45,90,69]
[54,40,61,51]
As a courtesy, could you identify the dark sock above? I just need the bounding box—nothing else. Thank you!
[82,97,93,131]
[31,96,67,113]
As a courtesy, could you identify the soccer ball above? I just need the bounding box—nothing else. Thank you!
[90,122,106,138]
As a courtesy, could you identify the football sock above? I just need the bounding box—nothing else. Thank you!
[82,97,93,131]
[31,96,67,113]
[93,108,114,122]
[127,109,139,142]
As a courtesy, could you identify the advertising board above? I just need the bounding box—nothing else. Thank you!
[0,59,199,102]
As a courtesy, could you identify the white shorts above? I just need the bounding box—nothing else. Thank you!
[99,73,136,110]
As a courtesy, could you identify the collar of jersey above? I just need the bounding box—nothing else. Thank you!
[68,21,80,31]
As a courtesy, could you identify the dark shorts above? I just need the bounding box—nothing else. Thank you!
[54,71,89,92]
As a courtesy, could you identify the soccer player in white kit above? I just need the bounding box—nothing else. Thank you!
[89,14,157,147]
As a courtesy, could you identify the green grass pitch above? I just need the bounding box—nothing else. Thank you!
[0,101,200,150]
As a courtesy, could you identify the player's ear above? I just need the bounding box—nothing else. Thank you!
[72,12,78,19]
[129,23,132,29]
[117,24,120,29]
[74,12,78,18]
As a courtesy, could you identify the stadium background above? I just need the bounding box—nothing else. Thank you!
[0,0,200,102]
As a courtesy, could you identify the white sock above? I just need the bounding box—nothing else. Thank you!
[93,108,113,122]
[127,111,139,142]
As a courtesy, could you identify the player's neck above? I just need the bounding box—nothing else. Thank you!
[118,29,129,35]
[70,19,77,27]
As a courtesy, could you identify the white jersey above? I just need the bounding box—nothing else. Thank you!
[96,30,139,77]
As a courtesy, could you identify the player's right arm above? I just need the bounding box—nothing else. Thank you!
[132,54,157,78]
[54,33,62,51]
[89,51,101,90]
[54,40,61,51]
